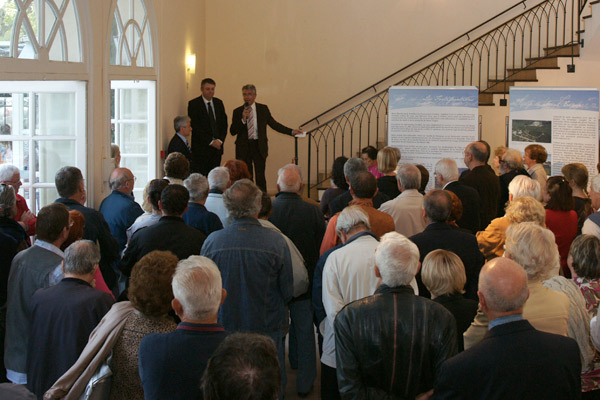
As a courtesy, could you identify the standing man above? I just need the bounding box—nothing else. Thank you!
[167,116,193,165]
[187,78,228,176]
[230,84,303,192]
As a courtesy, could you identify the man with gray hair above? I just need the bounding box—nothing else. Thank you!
[139,256,227,399]
[26,240,114,398]
[99,167,144,254]
[183,173,223,236]
[334,231,457,399]
[269,163,325,396]
[205,166,230,227]
[379,163,426,236]
[201,179,293,394]
[434,158,481,232]
[167,115,193,165]
[320,205,382,399]
[329,157,390,216]
[433,257,581,399]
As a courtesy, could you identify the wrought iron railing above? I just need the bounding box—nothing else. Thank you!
[297,0,589,197]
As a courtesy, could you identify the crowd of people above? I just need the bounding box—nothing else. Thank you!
[2,132,600,399]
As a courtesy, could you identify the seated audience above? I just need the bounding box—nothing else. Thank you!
[524,144,548,192]
[223,159,251,184]
[465,222,570,349]
[583,174,600,238]
[0,183,28,252]
[563,162,593,234]
[5,203,70,384]
[126,179,169,241]
[201,333,281,400]
[0,164,36,236]
[361,145,383,179]
[497,148,530,216]
[163,152,190,185]
[139,256,227,400]
[321,156,349,219]
[421,249,477,351]
[119,184,206,278]
[569,234,600,317]
[182,173,223,236]
[334,232,457,399]
[26,240,114,398]
[204,166,230,227]
[433,257,581,399]
[376,147,401,199]
[544,176,578,277]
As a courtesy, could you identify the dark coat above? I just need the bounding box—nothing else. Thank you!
[444,181,481,233]
[434,293,478,352]
[99,190,144,254]
[187,96,227,174]
[166,133,192,164]
[182,202,223,236]
[459,165,500,228]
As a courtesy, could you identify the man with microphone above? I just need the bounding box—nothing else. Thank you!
[230,84,303,192]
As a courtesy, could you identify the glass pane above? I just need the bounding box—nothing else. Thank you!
[22,93,29,130]
[120,123,147,153]
[17,24,36,59]
[0,0,16,57]
[117,0,131,24]
[142,25,152,67]
[133,0,144,23]
[27,0,39,44]
[48,29,63,61]
[62,0,80,62]
[35,92,76,136]
[121,156,147,188]
[0,93,12,128]
[35,186,59,212]
[110,89,115,119]
[36,140,76,183]
[119,88,147,120]
[44,1,56,46]
[8,140,31,183]
[110,13,120,65]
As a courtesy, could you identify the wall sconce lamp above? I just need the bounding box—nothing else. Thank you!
[186,54,196,75]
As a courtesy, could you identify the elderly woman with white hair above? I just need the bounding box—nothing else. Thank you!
[498,148,530,216]
[0,183,29,252]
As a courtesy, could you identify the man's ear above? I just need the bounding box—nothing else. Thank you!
[158,200,163,211]
[220,289,228,306]
[172,298,184,317]
[374,264,381,278]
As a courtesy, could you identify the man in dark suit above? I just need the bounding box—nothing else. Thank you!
[459,141,501,228]
[230,84,302,192]
[409,189,484,300]
[434,158,481,233]
[166,116,192,164]
[432,257,581,400]
[187,78,228,175]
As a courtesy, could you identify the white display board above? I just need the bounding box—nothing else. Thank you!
[509,87,599,178]
[388,86,479,190]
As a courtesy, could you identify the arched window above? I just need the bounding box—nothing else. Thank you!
[110,0,152,67]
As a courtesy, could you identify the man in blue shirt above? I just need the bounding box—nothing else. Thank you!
[182,173,223,236]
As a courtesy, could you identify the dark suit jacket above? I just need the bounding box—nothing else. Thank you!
[444,181,481,233]
[329,190,390,216]
[459,165,500,228]
[119,216,206,277]
[187,96,227,170]
[433,319,581,400]
[230,102,293,159]
[409,222,484,300]
[166,133,192,164]
[434,293,477,352]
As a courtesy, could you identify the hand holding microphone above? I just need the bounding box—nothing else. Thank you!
[242,102,251,123]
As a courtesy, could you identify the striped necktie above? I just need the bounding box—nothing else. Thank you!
[247,107,255,139]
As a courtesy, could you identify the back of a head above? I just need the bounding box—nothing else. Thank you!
[63,240,100,275]
[258,193,272,219]
[36,203,70,243]
[184,173,210,202]
[479,257,529,313]
[202,333,281,400]
[525,144,548,164]
[335,205,370,235]
[62,210,85,250]
[423,189,452,222]
[508,175,540,200]
[349,171,377,199]
[0,164,19,182]
[0,184,16,218]
[416,165,429,192]
[468,142,489,163]
[569,234,600,280]
[501,148,523,171]
[164,152,190,180]
[505,222,559,281]
[223,179,262,220]
[447,191,463,223]
[592,174,600,193]
[375,231,420,287]
[208,167,230,192]
[478,140,492,163]
[505,196,545,226]
[343,158,368,181]
[396,163,421,190]
[545,176,574,211]
[148,179,170,211]
[173,256,222,320]
[108,168,132,191]
[55,166,83,198]
[562,163,589,190]
[224,159,251,183]
[160,184,190,216]
[277,164,302,193]
[129,250,177,317]
[331,156,349,189]
[422,249,466,297]
[435,158,459,182]
[377,147,400,174]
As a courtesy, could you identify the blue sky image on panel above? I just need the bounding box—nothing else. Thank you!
[389,88,478,110]
[510,88,599,112]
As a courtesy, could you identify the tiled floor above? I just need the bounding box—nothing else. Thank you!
[283,331,322,400]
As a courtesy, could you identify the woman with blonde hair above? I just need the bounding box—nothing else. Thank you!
[376,146,401,199]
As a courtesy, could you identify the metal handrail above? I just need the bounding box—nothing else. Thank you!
[301,0,587,197]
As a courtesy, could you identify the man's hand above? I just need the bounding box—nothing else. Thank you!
[20,210,35,222]
[209,139,222,150]
[292,129,304,136]
[242,107,251,123]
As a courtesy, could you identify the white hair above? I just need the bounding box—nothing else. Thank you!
[505,222,560,281]
[208,167,230,192]
[335,205,370,234]
[396,163,421,190]
[277,164,303,193]
[502,148,523,170]
[172,256,222,321]
[434,158,459,182]
[375,232,420,287]
[508,175,540,200]
[184,173,210,202]
[0,164,19,182]
[591,175,600,193]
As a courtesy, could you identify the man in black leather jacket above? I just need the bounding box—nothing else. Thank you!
[334,232,457,399]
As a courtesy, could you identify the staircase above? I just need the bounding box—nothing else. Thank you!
[298,0,595,198]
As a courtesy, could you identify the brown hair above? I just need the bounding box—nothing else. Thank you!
[525,144,548,164]
[129,250,177,317]
[562,163,589,191]
[545,176,574,212]
[164,152,190,180]
[223,159,251,183]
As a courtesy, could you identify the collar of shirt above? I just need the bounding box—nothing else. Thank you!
[34,239,64,258]
[345,230,379,246]
[176,132,189,146]
[442,180,457,189]
[177,322,225,332]
[489,313,523,330]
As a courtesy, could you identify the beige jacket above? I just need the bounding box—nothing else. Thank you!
[476,216,509,261]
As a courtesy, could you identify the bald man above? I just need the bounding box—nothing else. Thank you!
[99,168,144,254]
[459,142,500,228]
[432,258,581,399]
[269,163,325,396]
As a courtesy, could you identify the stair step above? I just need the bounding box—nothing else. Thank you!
[504,69,538,80]
[478,93,495,106]
[524,57,559,68]
[583,14,592,19]
[484,81,515,94]
[488,78,538,84]
[543,45,580,57]
[590,0,599,5]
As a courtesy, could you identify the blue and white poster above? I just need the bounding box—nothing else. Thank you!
[388,86,479,190]
[509,87,599,177]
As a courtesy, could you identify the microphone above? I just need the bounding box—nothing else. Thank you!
[244,102,249,109]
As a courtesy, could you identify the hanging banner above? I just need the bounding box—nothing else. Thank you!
[509,87,599,177]
[388,86,479,190]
